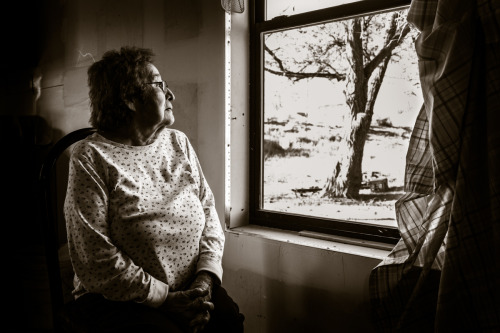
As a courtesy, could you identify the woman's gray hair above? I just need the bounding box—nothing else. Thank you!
[87,46,155,131]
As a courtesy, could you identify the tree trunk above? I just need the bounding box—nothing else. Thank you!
[324,112,373,198]
[323,15,399,198]
[324,18,368,198]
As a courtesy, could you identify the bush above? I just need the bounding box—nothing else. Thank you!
[329,135,342,142]
[264,140,286,159]
[298,137,313,144]
[264,139,310,160]
[376,117,393,127]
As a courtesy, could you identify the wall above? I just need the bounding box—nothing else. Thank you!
[1,0,227,330]
[2,0,386,331]
[222,228,384,332]
[221,1,384,331]
[33,0,227,219]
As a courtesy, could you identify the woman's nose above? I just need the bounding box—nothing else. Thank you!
[166,88,175,101]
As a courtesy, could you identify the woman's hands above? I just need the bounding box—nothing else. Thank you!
[188,271,215,332]
[160,271,216,332]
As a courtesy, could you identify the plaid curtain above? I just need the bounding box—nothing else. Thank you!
[369,0,500,331]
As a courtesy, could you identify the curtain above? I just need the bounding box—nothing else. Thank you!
[369,0,500,331]
[221,0,244,13]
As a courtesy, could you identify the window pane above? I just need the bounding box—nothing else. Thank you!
[262,8,421,228]
[266,0,363,20]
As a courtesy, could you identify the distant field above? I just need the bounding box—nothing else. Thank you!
[262,118,412,228]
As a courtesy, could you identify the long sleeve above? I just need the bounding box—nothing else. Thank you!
[184,137,225,283]
[64,149,168,307]
[64,128,224,307]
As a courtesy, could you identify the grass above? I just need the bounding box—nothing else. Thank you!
[262,119,412,227]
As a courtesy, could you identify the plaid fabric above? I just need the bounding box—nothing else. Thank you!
[369,0,500,331]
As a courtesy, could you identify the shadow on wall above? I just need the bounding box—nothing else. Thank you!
[1,115,54,331]
[227,268,375,333]
[1,115,53,250]
[221,229,381,332]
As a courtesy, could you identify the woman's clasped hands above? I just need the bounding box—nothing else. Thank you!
[160,271,215,333]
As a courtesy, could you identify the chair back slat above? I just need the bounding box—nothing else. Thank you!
[38,128,96,330]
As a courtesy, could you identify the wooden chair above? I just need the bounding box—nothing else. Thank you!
[38,127,96,332]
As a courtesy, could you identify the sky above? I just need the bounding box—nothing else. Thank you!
[267,0,363,19]
[263,8,423,129]
[264,56,423,129]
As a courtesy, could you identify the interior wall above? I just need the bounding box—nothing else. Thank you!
[222,231,381,332]
[32,0,226,220]
[2,0,384,331]
[221,2,382,331]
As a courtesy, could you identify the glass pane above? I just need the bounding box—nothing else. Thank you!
[266,0,362,20]
[262,8,421,228]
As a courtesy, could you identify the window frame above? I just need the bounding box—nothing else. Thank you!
[249,0,413,245]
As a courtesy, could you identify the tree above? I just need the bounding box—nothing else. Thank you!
[264,10,415,198]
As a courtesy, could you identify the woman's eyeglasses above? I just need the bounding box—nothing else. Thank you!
[147,80,168,93]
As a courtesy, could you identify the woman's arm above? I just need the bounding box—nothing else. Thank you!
[64,149,168,307]
[183,135,225,284]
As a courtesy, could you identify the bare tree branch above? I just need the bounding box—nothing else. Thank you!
[324,38,346,52]
[363,15,411,78]
[264,44,346,82]
[264,44,287,73]
[264,67,345,81]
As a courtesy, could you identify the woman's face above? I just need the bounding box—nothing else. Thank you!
[134,64,175,132]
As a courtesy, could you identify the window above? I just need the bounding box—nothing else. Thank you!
[250,0,421,244]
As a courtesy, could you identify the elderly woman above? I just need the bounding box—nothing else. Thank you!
[64,46,244,332]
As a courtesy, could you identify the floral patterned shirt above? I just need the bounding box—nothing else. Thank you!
[64,127,224,308]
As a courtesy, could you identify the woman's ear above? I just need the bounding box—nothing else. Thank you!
[125,100,136,112]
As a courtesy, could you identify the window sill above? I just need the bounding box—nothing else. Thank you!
[226,224,393,260]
